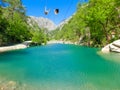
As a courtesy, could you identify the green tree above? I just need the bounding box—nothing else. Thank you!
[32,29,47,45]
[0,0,32,46]
[53,0,120,47]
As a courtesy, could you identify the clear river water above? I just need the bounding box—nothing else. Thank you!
[0,44,120,90]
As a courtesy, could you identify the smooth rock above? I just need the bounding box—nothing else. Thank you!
[102,39,120,53]
[112,40,120,48]
[101,44,110,53]
[109,44,120,53]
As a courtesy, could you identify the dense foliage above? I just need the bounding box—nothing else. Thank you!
[52,0,120,47]
[0,0,47,46]
[0,0,30,46]
[1,0,120,47]
[30,25,48,45]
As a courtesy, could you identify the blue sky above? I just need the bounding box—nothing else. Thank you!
[22,0,88,25]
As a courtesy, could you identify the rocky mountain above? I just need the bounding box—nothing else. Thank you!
[27,15,73,31]
[28,16,57,31]
[57,14,74,30]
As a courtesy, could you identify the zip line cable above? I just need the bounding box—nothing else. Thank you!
[57,0,68,24]
[39,0,44,16]
[63,0,74,21]
[44,0,59,15]
[59,0,74,24]
[45,0,52,15]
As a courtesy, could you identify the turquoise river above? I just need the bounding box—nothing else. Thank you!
[0,44,120,90]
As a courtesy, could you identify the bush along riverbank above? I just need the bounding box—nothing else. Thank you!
[1,0,120,53]
[0,40,77,53]
[0,0,48,49]
[0,40,48,53]
[50,0,120,48]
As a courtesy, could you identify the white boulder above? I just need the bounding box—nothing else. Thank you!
[101,44,110,53]
[102,40,120,53]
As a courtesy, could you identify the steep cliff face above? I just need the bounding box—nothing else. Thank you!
[28,16,57,31]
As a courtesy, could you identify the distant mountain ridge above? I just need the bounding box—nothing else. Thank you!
[28,16,57,31]
[28,16,73,31]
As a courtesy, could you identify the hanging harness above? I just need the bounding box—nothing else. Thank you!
[44,0,59,15]
[44,7,50,15]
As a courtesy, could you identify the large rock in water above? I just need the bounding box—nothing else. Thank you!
[102,40,120,53]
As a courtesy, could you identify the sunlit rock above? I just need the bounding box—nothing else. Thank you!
[28,16,57,31]
[101,44,110,53]
[102,40,120,53]
[112,40,120,48]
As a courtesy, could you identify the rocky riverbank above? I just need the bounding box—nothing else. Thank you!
[47,40,78,45]
[0,41,32,53]
[0,39,80,53]
[102,40,120,53]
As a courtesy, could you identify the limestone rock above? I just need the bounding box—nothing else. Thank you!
[101,44,110,53]
[102,40,120,53]
[28,16,57,31]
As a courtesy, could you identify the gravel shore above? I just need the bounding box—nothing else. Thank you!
[0,41,32,53]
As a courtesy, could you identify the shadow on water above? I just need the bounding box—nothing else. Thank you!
[0,49,30,62]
